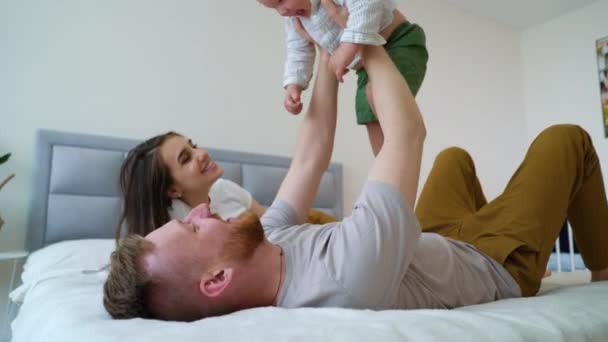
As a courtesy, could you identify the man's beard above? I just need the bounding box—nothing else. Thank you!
[219,211,265,263]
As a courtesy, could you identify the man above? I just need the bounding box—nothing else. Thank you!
[104,46,608,321]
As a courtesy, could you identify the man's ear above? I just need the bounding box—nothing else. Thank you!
[199,268,234,298]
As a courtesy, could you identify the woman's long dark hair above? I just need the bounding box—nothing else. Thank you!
[115,132,180,240]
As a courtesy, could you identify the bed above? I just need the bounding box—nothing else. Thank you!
[547,222,587,273]
[8,129,608,342]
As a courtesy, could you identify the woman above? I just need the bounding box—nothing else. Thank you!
[116,132,335,239]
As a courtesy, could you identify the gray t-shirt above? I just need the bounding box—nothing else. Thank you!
[261,181,521,310]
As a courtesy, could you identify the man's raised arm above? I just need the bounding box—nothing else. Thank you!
[274,52,339,223]
[364,46,426,208]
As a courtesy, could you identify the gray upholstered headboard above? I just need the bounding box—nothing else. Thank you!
[26,129,343,252]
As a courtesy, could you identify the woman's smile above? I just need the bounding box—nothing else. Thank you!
[202,160,217,173]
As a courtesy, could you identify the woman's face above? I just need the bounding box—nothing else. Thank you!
[159,135,223,201]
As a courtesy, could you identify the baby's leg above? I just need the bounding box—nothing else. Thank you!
[355,22,428,156]
[365,84,383,156]
[384,22,428,99]
[355,69,382,156]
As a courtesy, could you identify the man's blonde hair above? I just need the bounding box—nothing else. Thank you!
[104,212,266,321]
[104,234,208,321]
[103,235,153,319]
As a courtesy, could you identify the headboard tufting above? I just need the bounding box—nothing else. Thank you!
[26,129,343,252]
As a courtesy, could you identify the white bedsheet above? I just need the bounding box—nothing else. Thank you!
[10,240,608,342]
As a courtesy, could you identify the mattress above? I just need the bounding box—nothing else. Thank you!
[10,240,608,342]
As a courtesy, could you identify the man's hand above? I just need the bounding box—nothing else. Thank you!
[284,84,304,114]
[329,42,361,83]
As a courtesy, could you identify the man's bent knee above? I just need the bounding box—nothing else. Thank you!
[537,124,589,144]
[434,147,474,169]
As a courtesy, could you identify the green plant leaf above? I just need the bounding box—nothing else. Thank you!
[0,153,11,165]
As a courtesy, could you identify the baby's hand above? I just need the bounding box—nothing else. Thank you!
[329,43,361,83]
[284,84,304,114]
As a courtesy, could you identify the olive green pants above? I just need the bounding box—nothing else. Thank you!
[415,124,608,296]
[355,22,428,125]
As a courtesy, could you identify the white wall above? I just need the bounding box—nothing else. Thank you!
[403,0,527,200]
[0,0,525,330]
[0,0,526,250]
[522,0,608,190]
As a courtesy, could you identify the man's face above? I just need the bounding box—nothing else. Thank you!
[258,0,312,17]
[144,204,265,278]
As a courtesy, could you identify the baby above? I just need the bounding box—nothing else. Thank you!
[257,0,429,155]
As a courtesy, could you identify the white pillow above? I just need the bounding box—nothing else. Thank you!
[10,239,115,303]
